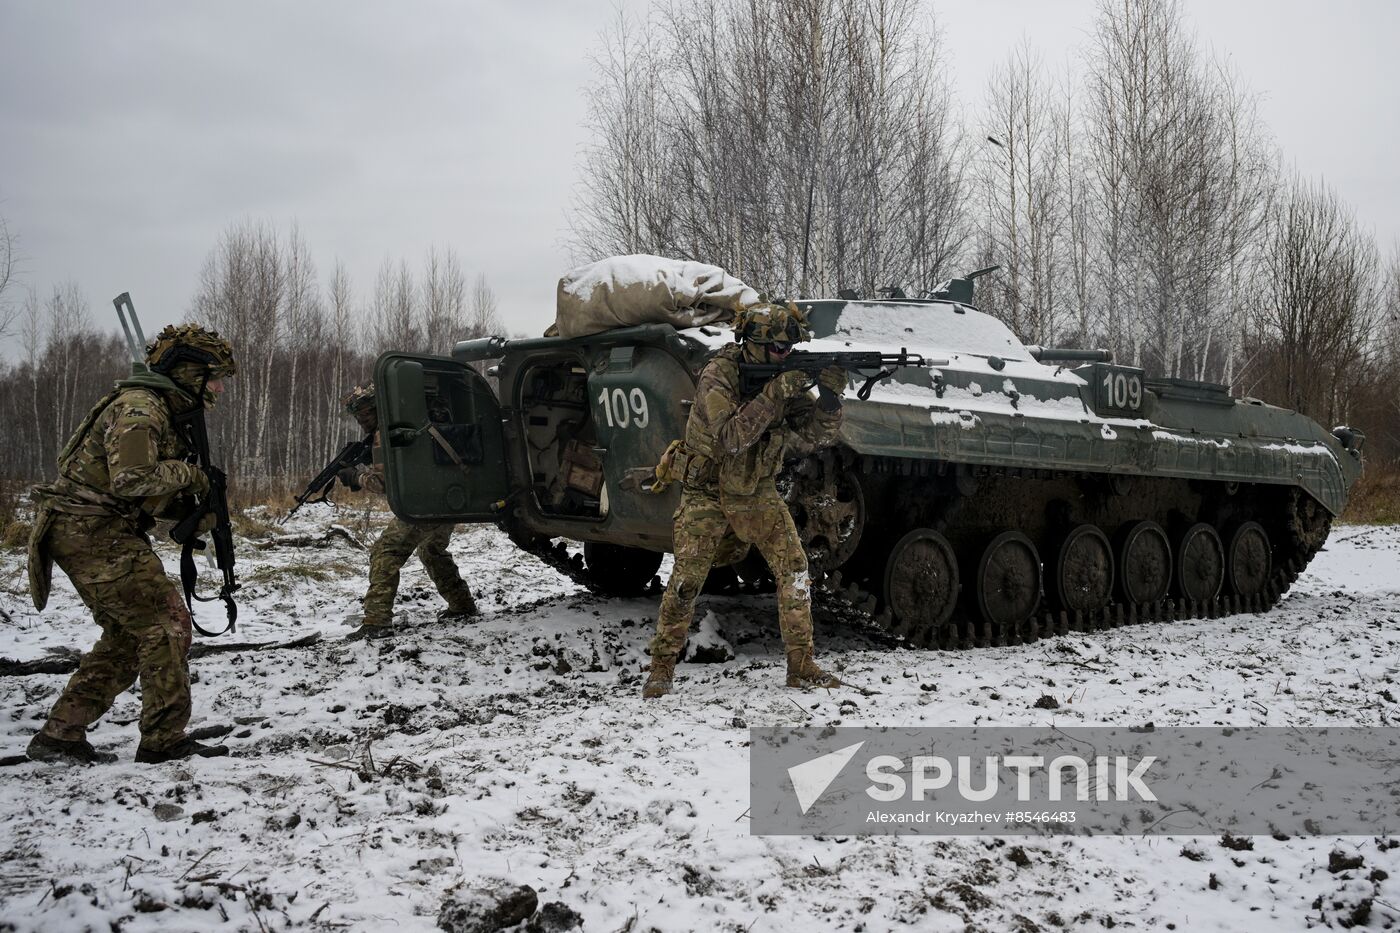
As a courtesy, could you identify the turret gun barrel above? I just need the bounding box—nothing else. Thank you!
[1027,346,1114,364]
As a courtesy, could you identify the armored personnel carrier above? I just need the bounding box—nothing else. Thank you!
[374,271,1363,648]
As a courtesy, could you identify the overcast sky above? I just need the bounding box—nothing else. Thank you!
[1,0,1395,359]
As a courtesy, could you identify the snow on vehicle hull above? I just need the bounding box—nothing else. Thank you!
[376,297,1363,649]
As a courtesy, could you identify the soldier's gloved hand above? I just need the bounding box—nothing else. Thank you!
[362,470,387,495]
[337,465,364,492]
[816,366,847,413]
[188,468,211,499]
[818,366,847,395]
[197,511,218,534]
[763,369,810,403]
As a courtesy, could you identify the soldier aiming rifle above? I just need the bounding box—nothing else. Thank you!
[642,301,850,698]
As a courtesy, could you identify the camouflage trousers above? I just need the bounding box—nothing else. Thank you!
[650,482,814,660]
[40,514,193,753]
[363,518,474,626]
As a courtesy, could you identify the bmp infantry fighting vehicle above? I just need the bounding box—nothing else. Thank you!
[374,263,1363,649]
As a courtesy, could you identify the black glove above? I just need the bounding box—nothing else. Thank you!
[337,466,363,492]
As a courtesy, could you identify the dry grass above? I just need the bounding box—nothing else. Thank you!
[1341,461,1400,525]
[243,560,357,587]
[232,510,282,540]
[0,481,29,550]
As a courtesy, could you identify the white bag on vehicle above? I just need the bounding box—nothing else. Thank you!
[554,254,758,338]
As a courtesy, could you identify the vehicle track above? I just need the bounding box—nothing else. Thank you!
[504,501,1326,652]
[813,529,1320,650]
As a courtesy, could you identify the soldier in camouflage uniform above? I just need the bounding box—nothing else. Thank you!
[643,302,846,698]
[26,324,237,764]
[341,385,477,639]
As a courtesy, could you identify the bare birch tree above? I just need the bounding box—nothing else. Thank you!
[327,260,356,450]
[372,258,420,354]
[1083,0,1273,380]
[46,281,91,453]
[469,273,501,338]
[978,41,1068,344]
[0,213,20,339]
[20,289,45,469]
[572,0,966,298]
[423,246,468,351]
[1249,175,1379,424]
[280,226,320,478]
[571,8,670,258]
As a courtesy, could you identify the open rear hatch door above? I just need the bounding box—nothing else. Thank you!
[374,352,510,522]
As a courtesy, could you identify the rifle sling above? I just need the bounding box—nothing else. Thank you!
[179,535,236,637]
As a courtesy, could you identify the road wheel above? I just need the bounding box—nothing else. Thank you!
[1053,524,1114,612]
[1175,522,1224,603]
[1227,521,1271,597]
[882,528,959,647]
[975,531,1041,628]
[1117,520,1171,605]
[790,468,865,574]
[583,542,663,596]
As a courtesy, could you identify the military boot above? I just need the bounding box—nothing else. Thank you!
[347,623,395,642]
[439,592,478,622]
[27,732,117,764]
[135,736,230,764]
[786,649,841,689]
[642,655,678,699]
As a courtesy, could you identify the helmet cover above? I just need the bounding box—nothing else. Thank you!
[733,301,811,347]
[341,383,377,416]
[145,324,237,378]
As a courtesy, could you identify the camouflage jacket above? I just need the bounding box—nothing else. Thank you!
[361,430,387,495]
[32,372,206,522]
[684,344,842,496]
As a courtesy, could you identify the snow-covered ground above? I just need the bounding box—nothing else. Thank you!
[2,510,1398,932]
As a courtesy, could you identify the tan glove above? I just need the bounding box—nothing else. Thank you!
[361,468,387,495]
[188,467,211,499]
[762,370,810,404]
[818,366,847,394]
[816,366,846,414]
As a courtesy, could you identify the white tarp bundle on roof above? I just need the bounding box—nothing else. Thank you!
[554,254,758,338]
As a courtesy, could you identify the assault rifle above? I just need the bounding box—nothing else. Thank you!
[169,436,239,637]
[282,436,373,524]
[738,349,932,406]
[114,291,239,637]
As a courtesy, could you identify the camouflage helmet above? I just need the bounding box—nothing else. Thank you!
[145,324,237,378]
[342,383,376,416]
[733,300,811,347]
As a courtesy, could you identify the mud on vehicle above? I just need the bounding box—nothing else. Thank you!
[374,271,1364,649]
